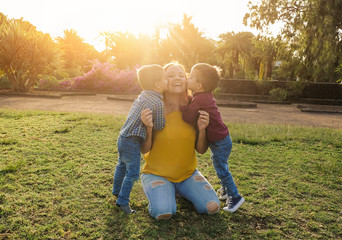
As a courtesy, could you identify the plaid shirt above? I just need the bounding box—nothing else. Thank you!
[119,90,165,141]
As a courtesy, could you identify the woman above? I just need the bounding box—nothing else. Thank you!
[140,63,220,220]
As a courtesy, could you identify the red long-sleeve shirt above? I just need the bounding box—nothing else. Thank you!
[180,92,229,143]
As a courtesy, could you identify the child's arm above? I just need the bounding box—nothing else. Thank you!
[140,109,153,154]
[180,100,201,125]
[152,101,165,131]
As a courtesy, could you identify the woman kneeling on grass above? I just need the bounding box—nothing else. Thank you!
[140,63,220,220]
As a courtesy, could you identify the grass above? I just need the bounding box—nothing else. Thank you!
[0,108,341,239]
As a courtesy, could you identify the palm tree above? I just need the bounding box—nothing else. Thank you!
[252,36,277,80]
[217,31,254,78]
[0,18,62,92]
[167,14,214,70]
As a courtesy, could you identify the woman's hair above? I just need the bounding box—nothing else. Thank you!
[163,62,187,73]
[191,63,221,92]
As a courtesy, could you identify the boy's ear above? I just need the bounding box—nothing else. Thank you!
[196,82,203,91]
[154,81,161,89]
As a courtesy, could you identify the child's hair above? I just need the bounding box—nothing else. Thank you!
[137,64,164,90]
[191,63,221,92]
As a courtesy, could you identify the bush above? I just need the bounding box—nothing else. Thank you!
[269,88,288,101]
[0,75,11,89]
[285,81,305,99]
[61,60,141,92]
[213,87,221,98]
[37,76,59,91]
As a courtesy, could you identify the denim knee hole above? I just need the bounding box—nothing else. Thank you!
[151,180,166,188]
[206,201,220,215]
[193,175,206,182]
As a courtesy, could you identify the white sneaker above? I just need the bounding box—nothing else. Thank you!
[216,187,228,201]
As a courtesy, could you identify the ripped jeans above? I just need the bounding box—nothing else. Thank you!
[141,169,220,219]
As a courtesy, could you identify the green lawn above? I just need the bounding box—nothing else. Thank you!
[1,109,341,239]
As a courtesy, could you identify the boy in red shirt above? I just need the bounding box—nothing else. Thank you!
[180,63,244,213]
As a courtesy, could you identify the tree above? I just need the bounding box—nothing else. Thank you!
[103,31,145,69]
[216,31,254,78]
[167,14,214,71]
[252,36,278,80]
[0,18,62,92]
[244,0,342,82]
[57,29,100,76]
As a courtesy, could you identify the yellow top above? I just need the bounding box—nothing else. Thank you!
[142,111,197,182]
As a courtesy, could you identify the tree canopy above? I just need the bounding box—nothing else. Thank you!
[244,0,342,82]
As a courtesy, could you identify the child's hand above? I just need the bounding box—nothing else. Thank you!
[197,110,209,131]
[141,109,153,128]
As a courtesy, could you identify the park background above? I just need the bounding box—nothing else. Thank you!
[1,0,342,239]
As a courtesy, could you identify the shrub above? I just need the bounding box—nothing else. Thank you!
[269,88,288,101]
[59,60,141,93]
[0,75,11,89]
[213,87,221,98]
[37,76,59,91]
[285,81,305,99]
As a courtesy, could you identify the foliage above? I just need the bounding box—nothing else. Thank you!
[0,74,10,89]
[1,109,341,239]
[0,17,62,92]
[255,79,273,95]
[269,87,288,101]
[252,36,278,80]
[213,87,221,99]
[285,81,306,99]
[244,0,342,82]
[216,31,255,79]
[37,75,60,91]
[104,31,145,69]
[167,14,215,71]
[336,63,342,83]
[57,60,141,92]
[57,29,101,78]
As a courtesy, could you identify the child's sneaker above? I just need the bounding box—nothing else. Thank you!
[216,187,228,201]
[116,203,136,214]
[223,196,245,213]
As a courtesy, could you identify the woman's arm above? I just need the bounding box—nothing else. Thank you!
[195,110,209,154]
[140,109,153,154]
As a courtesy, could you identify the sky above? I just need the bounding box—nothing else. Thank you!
[1,0,273,52]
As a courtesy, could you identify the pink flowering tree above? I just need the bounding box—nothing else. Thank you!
[56,60,141,93]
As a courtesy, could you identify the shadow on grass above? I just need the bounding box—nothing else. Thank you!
[104,196,284,239]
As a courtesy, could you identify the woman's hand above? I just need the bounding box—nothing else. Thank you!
[141,109,153,128]
[195,110,209,154]
[197,110,209,132]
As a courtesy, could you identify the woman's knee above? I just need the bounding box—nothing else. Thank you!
[196,200,220,215]
[206,200,220,215]
[150,207,175,220]
[156,213,172,220]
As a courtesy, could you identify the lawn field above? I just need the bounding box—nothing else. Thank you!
[1,109,341,239]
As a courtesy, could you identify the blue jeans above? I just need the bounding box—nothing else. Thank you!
[141,169,220,219]
[112,135,142,206]
[209,135,240,198]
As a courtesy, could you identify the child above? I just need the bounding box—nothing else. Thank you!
[112,64,168,214]
[180,63,244,213]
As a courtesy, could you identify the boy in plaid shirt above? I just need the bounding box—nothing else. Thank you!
[112,64,168,214]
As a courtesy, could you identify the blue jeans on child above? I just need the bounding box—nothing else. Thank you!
[112,135,142,206]
[209,134,240,199]
[141,169,220,219]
